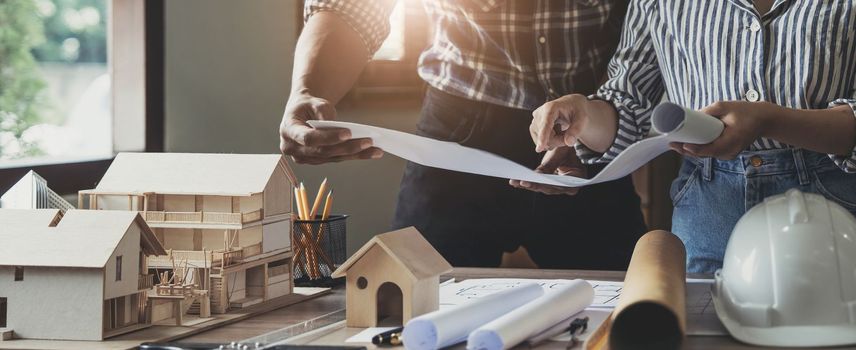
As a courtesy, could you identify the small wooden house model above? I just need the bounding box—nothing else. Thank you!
[331,227,452,327]
[0,209,165,341]
[79,152,294,314]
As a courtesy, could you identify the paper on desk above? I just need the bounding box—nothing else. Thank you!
[438,277,725,341]
[467,280,594,350]
[307,104,722,187]
[402,282,543,350]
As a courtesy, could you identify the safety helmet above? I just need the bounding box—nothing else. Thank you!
[712,189,856,347]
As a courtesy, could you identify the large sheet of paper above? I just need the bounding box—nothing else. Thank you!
[467,280,594,350]
[308,104,722,187]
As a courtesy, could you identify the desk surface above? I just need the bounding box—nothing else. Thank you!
[182,268,855,350]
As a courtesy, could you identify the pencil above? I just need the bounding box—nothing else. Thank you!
[309,178,329,220]
[298,183,309,220]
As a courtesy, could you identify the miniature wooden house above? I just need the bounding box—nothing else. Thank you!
[331,227,452,327]
[0,209,165,341]
[79,152,294,314]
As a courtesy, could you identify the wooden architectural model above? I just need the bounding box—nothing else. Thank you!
[0,170,73,211]
[332,227,453,327]
[79,152,294,314]
[0,209,166,341]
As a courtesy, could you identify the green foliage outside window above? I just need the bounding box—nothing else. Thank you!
[0,0,49,159]
[0,0,107,160]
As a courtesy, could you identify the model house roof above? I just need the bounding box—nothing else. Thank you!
[0,210,165,268]
[90,152,285,196]
[332,227,453,280]
[0,208,63,227]
[0,170,74,211]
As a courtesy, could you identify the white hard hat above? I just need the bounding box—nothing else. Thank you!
[712,189,856,347]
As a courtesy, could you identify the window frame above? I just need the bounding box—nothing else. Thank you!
[14,267,24,282]
[0,0,165,196]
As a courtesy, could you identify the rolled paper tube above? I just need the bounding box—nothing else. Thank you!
[402,282,544,350]
[651,102,724,144]
[609,230,687,350]
[467,279,594,350]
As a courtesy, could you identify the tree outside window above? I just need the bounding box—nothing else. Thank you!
[0,0,109,164]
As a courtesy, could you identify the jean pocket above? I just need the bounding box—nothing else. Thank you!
[670,162,701,206]
[812,170,856,210]
[417,90,479,143]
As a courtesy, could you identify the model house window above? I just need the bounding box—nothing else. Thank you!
[115,255,122,281]
[0,297,7,328]
[14,267,24,281]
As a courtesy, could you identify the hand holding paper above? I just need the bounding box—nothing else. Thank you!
[308,102,723,188]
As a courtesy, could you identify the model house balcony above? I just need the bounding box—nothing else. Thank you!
[147,243,263,269]
[142,209,263,228]
[138,274,155,290]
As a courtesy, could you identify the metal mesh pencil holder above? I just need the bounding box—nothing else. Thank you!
[292,215,347,285]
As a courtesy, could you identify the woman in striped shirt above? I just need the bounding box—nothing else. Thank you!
[523,0,856,273]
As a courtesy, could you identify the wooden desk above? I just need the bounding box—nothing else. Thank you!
[184,268,856,350]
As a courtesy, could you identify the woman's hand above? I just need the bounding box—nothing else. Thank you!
[671,101,776,159]
[509,146,586,195]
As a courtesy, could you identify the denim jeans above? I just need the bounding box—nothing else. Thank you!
[671,148,856,273]
[392,88,647,269]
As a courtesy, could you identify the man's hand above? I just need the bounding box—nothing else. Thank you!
[280,92,383,164]
[530,94,592,153]
[670,101,774,160]
[509,146,586,195]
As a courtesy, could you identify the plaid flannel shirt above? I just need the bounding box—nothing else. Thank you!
[305,0,627,110]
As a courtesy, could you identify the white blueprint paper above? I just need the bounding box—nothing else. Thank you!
[308,106,721,187]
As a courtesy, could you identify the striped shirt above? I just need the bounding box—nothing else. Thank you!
[304,0,628,110]
[579,0,856,172]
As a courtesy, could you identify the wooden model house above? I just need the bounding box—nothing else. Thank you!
[0,209,166,341]
[332,227,453,327]
[0,170,74,211]
[79,152,294,314]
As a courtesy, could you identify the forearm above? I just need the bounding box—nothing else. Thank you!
[763,104,856,155]
[579,99,620,154]
[291,12,369,104]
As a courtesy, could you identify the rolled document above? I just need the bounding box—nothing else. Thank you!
[467,280,594,350]
[651,102,724,143]
[402,282,544,350]
[608,230,687,350]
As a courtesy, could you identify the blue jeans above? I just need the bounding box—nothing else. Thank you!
[671,148,856,273]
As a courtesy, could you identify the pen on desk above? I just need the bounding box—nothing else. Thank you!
[372,327,405,346]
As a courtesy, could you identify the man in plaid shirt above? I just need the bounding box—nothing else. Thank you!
[279,0,646,269]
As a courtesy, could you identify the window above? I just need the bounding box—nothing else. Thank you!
[115,255,122,281]
[14,266,24,281]
[0,0,163,197]
[349,0,429,97]
[0,297,6,328]
[1,0,112,165]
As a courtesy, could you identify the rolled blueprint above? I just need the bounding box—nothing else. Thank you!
[402,282,544,350]
[308,102,723,187]
[651,102,724,143]
[608,230,687,350]
[466,280,594,350]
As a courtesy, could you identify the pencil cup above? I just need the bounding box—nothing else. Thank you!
[292,214,348,286]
